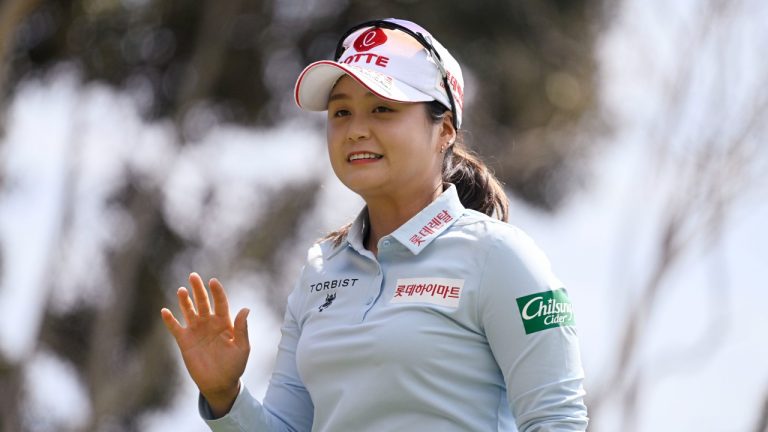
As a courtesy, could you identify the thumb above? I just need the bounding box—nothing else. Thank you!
[233,308,250,351]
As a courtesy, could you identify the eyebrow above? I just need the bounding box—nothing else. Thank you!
[327,91,377,102]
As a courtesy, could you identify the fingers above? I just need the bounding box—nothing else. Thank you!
[209,278,230,319]
[189,272,213,317]
[160,308,183,339]
[177,286,197,326]
[233,308,251,351]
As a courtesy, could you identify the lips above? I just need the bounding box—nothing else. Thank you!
[347,152,383,162]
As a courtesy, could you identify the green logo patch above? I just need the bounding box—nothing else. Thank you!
[516,288,575,334]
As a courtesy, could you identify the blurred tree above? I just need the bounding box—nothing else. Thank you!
[0,0,603,430]
[0,0,43,109]
[0,5,43,427]
[5,0,602,208]
[755,390,768,432]
[585,0,768,429]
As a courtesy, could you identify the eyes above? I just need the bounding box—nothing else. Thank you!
[372,105,394,114]
[331,105,394,118]
[331,109,350,118]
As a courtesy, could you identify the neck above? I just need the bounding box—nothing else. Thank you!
[364,182,443,255]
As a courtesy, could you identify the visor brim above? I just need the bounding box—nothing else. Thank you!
[294,60,434,111]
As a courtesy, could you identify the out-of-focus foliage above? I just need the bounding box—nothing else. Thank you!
[0,0,603,430]
[6,0,601,209]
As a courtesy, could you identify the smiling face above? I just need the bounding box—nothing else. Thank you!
[326,76,453,203]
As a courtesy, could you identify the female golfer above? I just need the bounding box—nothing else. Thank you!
[161,18,588,431]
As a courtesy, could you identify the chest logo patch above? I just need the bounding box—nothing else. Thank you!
[318,292,336,312]
[391,278,464,308]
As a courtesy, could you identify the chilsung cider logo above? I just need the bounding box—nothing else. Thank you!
[516,288,575,334]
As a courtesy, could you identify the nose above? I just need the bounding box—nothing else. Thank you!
[346,114,370,142]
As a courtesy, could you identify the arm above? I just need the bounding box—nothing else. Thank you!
[161,273,313,431]
[200,291,314,431]
[478,230,588,431]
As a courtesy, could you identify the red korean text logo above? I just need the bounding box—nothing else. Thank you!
[409,210,454,247]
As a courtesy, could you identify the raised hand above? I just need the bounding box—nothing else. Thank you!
[160,273,250,417]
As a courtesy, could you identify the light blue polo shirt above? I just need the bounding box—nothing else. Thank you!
[201,184,588,431]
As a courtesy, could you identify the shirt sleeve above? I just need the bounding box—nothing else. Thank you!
[199,285,314,432]
[478,227,589,431]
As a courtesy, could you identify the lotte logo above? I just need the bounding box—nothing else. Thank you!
[353,28,387,52]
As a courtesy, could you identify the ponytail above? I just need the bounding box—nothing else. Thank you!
[441,138,509,222]
[428,101,509,222]
[323,101,509,247]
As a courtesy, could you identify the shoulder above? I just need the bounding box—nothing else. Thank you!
[455,210,550,262]
[307,240,327,262]
[300,239,337,273]
[285,240,332,310]
[455,210,561,295]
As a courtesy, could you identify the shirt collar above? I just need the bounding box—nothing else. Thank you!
[325,184,465,259]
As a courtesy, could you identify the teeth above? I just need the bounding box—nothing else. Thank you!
[349,153,382,161]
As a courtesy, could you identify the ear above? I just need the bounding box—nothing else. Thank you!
[439,113,457,148]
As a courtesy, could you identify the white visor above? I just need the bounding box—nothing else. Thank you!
[294,60,435,111]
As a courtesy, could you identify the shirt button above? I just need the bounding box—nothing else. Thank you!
[382,240,391,247]
[366,297,374,305]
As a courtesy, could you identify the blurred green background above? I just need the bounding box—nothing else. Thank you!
[0,0,766,431]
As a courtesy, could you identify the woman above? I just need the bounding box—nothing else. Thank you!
[161,18,588,431]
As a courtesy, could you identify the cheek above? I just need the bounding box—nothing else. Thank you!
[326,127,346,174]
[326,124,340,155]
[325,123,335,149]
[392,134,439,176]
[407,125,442,164]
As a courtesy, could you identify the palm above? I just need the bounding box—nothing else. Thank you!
[161,273,250,400]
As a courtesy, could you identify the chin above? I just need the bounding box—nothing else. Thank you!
[340,179,390,199]
[337,171,385,192]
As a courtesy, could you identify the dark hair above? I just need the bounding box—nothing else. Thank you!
[426,101,509,222]
[323,101,509,247]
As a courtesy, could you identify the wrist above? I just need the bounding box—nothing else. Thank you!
[203,382,241,418]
